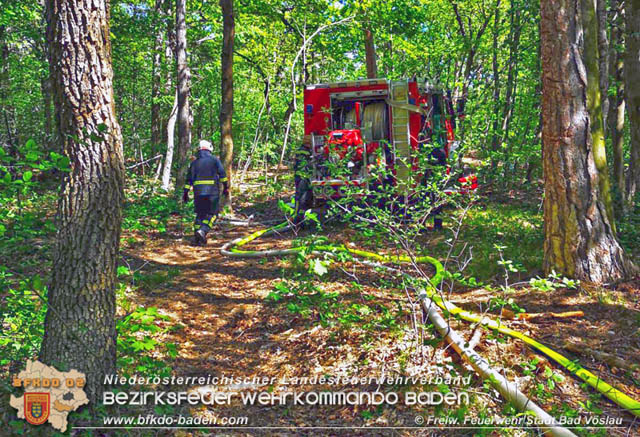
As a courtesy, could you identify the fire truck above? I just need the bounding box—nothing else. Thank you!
[294,78,477,217]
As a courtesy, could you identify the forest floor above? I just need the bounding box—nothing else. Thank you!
[1,175,639,437]
[112,178,640,437]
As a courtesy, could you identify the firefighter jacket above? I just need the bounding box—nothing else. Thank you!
[184,150,227,196]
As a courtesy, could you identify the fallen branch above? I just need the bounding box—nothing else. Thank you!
[501,308,585,320]
[420,293,577,437]
[564,341,639,372]
[126,154,162,170]
[468,326,483,350]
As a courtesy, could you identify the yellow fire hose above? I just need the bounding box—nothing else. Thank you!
[220,218,640,420]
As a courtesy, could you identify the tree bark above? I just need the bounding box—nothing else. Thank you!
[581,0,616,232]
[40,0,125,402]
[175,0,191,195]
[540,0,633,283]
[162,91,178,190]
[626,0,640,206]
[363,27,377,79]
[220,0,235,210]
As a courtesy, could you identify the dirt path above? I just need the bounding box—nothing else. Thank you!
[119,203,472,435]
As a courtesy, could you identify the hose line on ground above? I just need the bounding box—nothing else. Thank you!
[219,216,640,420]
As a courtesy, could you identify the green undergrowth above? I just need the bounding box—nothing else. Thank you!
[1,178,183,435]
[123,177,192,233]
[431,201,544,283]
[268,276,408,336]
[115,265,181,378]
[618,198,640,260]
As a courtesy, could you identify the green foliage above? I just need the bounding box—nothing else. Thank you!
[521,357,565,402]
[0,269,46,367]
[268,272,406,333]
[123,188,187,232]
[116,306,177,377]
[430,203,544,282]
[488,295,525,315]
[529,271,579,292]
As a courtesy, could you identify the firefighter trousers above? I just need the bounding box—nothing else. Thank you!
[194,195,219,235]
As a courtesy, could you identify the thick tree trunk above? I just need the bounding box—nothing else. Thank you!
[582,0,616,232]
[626,0,640,205]
[175,0,191,196]
[540,0,633,283]
[219,0,235,210]
[40,0,125,402]
[608,0,626,204]
[363,27,377,79]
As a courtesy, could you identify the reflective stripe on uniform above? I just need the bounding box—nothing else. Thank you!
[194,180,216,185]
[219,177,228,182]
[184,184,192,190]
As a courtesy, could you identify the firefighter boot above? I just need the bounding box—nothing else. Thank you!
[433,217,443,230]
[195,229,207,246]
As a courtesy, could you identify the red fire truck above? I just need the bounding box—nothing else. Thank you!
[294,78,477,216]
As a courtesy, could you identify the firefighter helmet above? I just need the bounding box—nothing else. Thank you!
[198,140,213,151]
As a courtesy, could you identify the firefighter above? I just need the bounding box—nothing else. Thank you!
[183,140,229,245]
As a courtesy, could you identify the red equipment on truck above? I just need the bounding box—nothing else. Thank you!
[294,78,477,215]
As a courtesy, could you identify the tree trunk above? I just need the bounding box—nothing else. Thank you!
[500,6,521,143]
[490,7,501,159]
[597,0,609,132]
[219,0,235,210]
[608,0,626,204]
[626,0,640,206]
[540,0,633,283]
[363,27,377,79]
[150,0,165,155]
[447,0,499,135]
[582,0,616,232]
[0,25,15,153]
[40,0,125,402]
[162,91,178,190]
[175,0,191,196]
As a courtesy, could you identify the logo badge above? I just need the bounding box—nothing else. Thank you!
[24,393,50,426]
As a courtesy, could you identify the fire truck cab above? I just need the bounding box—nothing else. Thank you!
[295,78,476,211]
